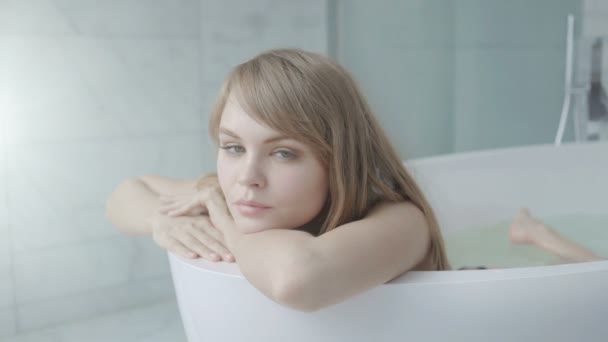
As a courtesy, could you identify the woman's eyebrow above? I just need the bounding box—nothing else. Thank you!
[219,127,293,144]
[219,127,239,139]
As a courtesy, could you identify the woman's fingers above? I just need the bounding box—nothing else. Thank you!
[158,203,181,214]
[180,231,220,261]
[188,226,233,261]
[159,194,185,203]
[159,192,211,216]
[158,199,204,217]
[167,238,198,259]
[167,202,192,216]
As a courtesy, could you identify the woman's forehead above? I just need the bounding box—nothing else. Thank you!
[219,106,292,142]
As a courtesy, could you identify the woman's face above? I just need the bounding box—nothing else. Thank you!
[216,96,329,234]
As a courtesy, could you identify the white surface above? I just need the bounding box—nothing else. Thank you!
[169,142,608,342]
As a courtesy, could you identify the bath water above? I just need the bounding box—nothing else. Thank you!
[444,214,608,269]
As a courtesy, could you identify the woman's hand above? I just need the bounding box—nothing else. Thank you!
[157,175,219,217]
[148,212,235,262]
[158,192,209,217]
[204,186,241,250]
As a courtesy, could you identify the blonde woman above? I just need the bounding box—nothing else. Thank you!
[106,48,450,312]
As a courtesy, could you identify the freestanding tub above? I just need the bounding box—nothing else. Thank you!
[169,142,608,342]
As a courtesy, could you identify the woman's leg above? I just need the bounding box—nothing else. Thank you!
[508,208,605,263]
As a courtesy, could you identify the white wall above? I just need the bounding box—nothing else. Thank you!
[0,0,327,337]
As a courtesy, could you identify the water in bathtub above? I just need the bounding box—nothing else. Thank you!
[445,214,608,269]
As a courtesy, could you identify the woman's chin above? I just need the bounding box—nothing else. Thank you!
[233,218,302,234]
[233,219,277,234]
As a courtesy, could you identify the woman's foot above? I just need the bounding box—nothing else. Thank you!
[508,208,550,245]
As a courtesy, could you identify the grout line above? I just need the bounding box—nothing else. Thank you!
[14,273,174,308]
[0,79,20,335]
[326,0,338,59]
[9,295,179,340]
[198,0,207,172]
[0,32,200,39]
[4,130,205,149]
[50,0,81,35]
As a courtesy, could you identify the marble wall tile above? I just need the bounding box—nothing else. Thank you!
[340,47,454,158]
[200,0,327,85]
[38,300,183,342]
[0,237,13,308]
[2,300,183,342]
[582,14,608,36]
[0,0,73,34]
[0,107,14,312]
[53,0,200,36]
[16,276,174,332]
[128,237,172,281]
[338,0,453,49]
[0,307,17,339]
[584,0,608,12]
[1,35,201,145]
[0,274,14,310]
[108,38,204,133]
[7,135,208,252]
[455,0,580,48]
[13,237,133,303]
[453,48,567,152]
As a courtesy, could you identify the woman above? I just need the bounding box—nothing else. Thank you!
[106,48,450,312]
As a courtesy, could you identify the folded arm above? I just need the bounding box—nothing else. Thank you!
[105,175,199,235]
[219,200,431,312]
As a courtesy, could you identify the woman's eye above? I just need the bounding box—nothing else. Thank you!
[221,145,244,154]
[274,150,295,159]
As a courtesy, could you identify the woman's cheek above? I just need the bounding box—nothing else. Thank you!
[216,160,236,199]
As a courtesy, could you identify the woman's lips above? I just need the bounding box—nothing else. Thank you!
[234,200,272,217]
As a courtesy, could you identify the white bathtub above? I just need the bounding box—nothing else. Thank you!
[169,142,608,342]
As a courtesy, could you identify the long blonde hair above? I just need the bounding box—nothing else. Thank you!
[201,48,450,270]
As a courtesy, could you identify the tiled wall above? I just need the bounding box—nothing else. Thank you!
[583,0,608,37]
[582,0,608,87]
[0,0,205,337]
[0,126,13,336]
[337,0,583,157]
[337,0,455,158]
[452,0,582,152]
[0,0,327,338]
[200,0,328,117]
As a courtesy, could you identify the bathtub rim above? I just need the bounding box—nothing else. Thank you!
[169,252,608,286]
[404,140,608,166]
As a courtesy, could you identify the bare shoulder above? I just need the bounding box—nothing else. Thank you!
[365,200,430,238]
[315,200,432,280]
[365,200,433,271]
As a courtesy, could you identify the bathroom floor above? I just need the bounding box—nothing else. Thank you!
[1,300,187,342]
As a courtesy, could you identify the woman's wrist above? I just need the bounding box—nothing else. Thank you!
[145,212,163,235]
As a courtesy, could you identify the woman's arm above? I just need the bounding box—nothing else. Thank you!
[105,175,198,235]
[208,196,430,312]
[106,175,233,261]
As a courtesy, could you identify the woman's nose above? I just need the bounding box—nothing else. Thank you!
[237,158,266,188]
